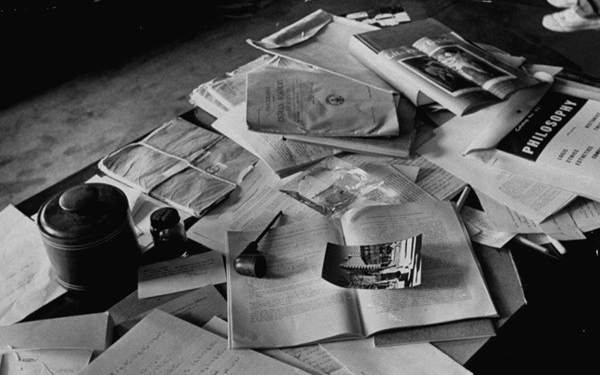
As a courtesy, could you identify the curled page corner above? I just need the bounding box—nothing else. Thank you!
[251,9,332,49]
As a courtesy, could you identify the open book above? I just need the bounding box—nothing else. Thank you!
[226,201,497,349]
[349,18,540,116]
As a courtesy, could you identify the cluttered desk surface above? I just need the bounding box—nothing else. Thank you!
[3,1,600,374]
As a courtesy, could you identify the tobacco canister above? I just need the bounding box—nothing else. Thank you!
[37,183,140,291]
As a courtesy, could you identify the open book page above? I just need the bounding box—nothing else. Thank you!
[348,18,495,115]
[78,310,309,375]
[412,32,539,100]
[226,220,361,349]
[338,202,497,335]
[212,104,338,177]
[248,9,394,93]
[341,153,466,202]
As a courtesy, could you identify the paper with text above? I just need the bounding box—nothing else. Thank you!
[0,205,65,326]
[0,348,93,375]
[78,310,308,375]
[137,251,226,299]
[227,202,496,349]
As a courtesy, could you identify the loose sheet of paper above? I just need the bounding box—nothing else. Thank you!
[78,310,309,375]
[116,285,227,337]
[460,206,516,248]
[0,348,93,375]
[0,205,65,326]
[212,104,338,177]
[137,251,226,299]
[418,101,576,223]
[321,338,472,375]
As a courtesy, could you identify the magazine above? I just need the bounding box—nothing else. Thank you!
[348,18,540,115]
[465,89,600,202]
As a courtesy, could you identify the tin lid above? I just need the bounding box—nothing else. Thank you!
[38,183,129,241]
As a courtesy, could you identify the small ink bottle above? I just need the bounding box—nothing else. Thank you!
[150,207,187,259]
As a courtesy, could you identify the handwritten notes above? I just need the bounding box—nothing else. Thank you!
[137,251,226,299]
[0,205,65,326]
[0,347,93,375]
[78,310,308,375]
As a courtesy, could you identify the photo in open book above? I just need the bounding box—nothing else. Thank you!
[429,45,515,89]
[322,234,422,289]
[395,47,483,96]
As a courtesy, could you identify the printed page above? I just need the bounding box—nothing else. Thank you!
[246,67,400,137]
[566,197,600,232]
[115,285,227,337]
[0,205,65,326]
[475,188,585,240]
[227,219,361,349]
[78,310,308,375]
[137,251,226,299]
[460,206,516,248]
[341,153,466,202]
[338,202,497,335]
[417,104,576,223]
[212,104,337,177]
[489,92,600,196]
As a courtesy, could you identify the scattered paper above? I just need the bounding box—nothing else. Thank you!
[0,348,93,375]
[115,285,227,338]
[0,205,65,326]
[77,310,309,375]
[0,312,112,352]
[460,206,516,248]
[321,338,472,375]
[137,251,226,299]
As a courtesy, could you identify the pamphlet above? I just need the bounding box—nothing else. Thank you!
[246,67,401,137]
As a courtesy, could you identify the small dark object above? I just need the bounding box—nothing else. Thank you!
[150,207,187,260]
[234,211,283,278]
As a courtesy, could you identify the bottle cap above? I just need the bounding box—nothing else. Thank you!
[150,207,180,230]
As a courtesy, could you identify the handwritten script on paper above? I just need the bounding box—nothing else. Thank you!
[0,205,65,326]
[137,251,226,299]
[78,310,308,375]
